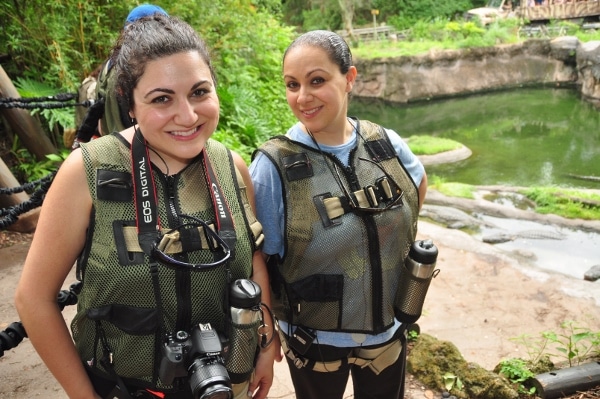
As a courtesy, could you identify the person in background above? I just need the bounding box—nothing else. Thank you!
[64,64,103,149]
[250,30,427,399]
[71,4,169,150]
[16,14,279,399]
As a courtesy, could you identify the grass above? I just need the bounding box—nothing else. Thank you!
[407,135,462,155]
[428,173,600,220]
[350,18,600,60]
[428,175,477,199]
[351,39,456,58]
[520,186,600,220]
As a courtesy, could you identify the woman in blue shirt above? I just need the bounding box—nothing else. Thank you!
[250,30,427,399]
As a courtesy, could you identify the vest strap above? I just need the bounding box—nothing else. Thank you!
[277,322,404,375]
[120,225,218,253]
[320,176,396,219]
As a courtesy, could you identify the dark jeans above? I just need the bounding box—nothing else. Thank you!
[285,337,407,399]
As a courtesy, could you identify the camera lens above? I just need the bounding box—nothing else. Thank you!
[188,357,233,399]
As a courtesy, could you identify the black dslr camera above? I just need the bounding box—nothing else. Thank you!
[159,323,232,399]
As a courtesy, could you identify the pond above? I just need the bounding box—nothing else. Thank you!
[350,88,600,282]
[349,88,600,190]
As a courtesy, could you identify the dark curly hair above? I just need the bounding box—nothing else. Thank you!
[110,14,216,114]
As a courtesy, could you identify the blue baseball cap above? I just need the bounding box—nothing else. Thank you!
[125,4,168,25]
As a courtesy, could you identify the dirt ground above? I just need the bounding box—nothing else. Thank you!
[1,219,600,398]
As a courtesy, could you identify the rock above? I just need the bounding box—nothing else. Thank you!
[510,249,537,260]
[407,334,519,399]
[482,233,514,244]
[353,38,600,106]
[420,204,495,230]
[584,265,600,281]
[550,36,579,63]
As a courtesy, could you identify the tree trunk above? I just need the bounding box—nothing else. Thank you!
[0,156,39,233]
[338,0,355,42]
[532,362,600,399]
[0,65,56,161]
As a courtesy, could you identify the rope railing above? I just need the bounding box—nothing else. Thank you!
[0,163,70,359]
[0,171,56,230]
[1,96,93,358]
[0,92,90,110]
[0,92,89,229]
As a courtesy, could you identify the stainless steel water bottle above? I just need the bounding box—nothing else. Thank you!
[229,279,262,324]
[226,279,262,384]
[394,239,439,324]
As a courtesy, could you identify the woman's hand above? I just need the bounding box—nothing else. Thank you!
[247,339,281,399]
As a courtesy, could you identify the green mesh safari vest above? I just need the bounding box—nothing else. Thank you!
[73,133,261,389]
[96,61,129,135]
[257,119,419,334]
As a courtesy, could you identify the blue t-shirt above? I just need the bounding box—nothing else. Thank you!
[249,121,425,347]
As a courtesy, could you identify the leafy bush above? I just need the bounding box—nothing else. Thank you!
[496,358,537,395]
[508,320,600,373]
[1,0,297,164]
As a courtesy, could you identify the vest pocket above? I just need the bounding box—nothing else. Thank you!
[87,304,158,335]
[96,169,132,202]
[287,274,344,330]
[84,305,158,381]
[224,318,260,384]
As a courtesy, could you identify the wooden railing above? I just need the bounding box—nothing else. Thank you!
[336,25,405,41]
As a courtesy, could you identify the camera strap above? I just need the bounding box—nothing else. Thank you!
[131,127,237,259]
[131,127,161,256]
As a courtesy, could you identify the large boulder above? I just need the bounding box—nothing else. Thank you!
[576,40,600,105]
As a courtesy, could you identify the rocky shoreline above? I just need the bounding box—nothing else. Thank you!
[353,37,600,108]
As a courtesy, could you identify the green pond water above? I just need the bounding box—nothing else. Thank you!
[349,88,600,189]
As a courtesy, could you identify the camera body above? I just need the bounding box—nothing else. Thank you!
[159,323,232,399]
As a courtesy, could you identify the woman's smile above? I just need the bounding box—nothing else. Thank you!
[169,125,201,139]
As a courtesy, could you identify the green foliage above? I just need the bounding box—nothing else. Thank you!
[510,320,600,368]
[189,2,297,160]
[302,7,341,32]
[428,176,476,199]
[442,372,464,392]
[510,333,550,364]
[497,358,537,395]
[373,0,475,26]
[351,18,520,58]
[15,78,75,133]
[11,137,68,181]
[407,135,462,155]
[0,0,132,91]
[520,187,600,220]
[543,321,600,367]
[1,0,297,165]
[407,328,420,341]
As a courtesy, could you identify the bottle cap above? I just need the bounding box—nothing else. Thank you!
[230,279,262,308]
[409,239,438,265]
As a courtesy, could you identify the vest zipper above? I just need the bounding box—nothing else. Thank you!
[338,156,385,332]
[163,174,192,332]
